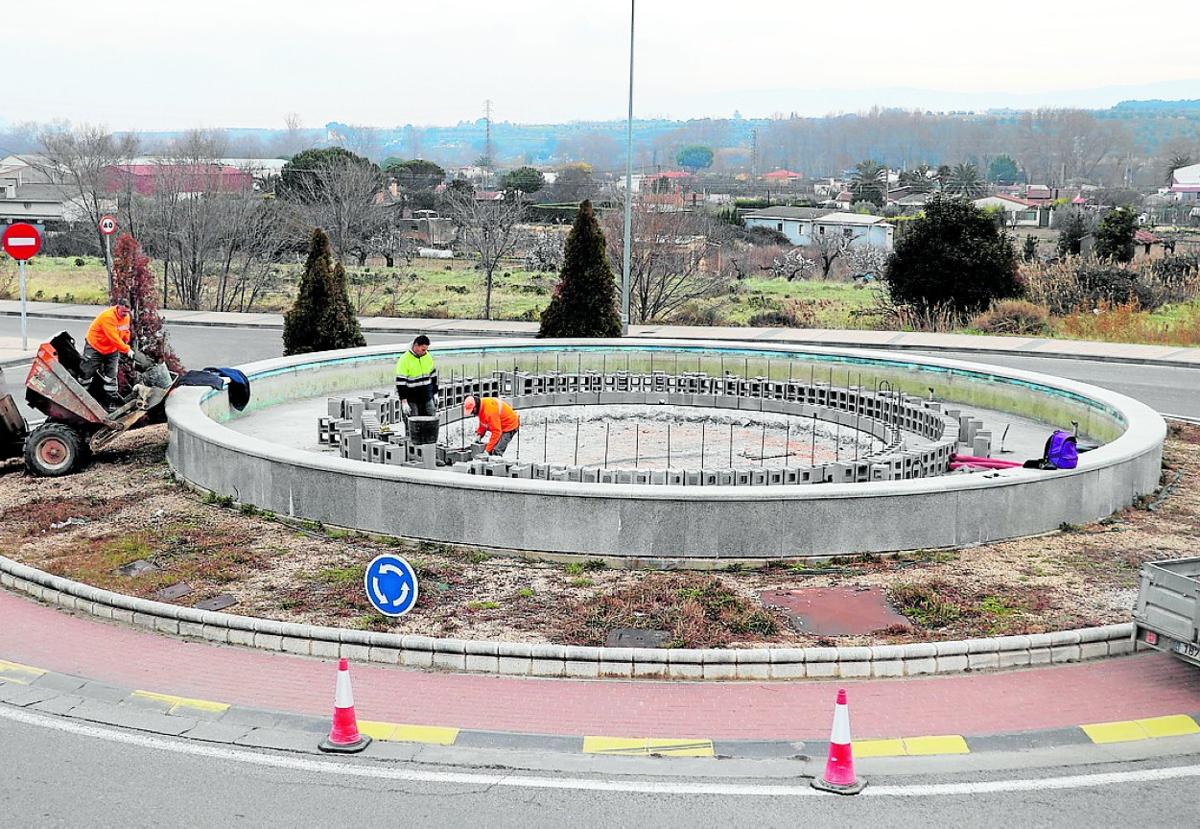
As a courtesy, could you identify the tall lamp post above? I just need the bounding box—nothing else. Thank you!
[621,0,636,336]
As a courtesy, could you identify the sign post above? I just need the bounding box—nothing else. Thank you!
[1,222,44,351]
[98,215,118,299]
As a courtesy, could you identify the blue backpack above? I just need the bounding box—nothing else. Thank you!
[1025,430,1078,470]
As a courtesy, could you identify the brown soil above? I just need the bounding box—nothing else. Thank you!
[2,423,1196,648]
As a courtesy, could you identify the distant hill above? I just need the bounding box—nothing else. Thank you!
[1113,99,1200,112]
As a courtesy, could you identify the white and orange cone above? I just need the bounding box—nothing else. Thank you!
[811,688,866,794]
[318,657,372,753]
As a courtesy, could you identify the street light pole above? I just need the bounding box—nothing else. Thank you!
[621,0,636,336]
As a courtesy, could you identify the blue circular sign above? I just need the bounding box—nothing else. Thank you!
[363,554,419,617]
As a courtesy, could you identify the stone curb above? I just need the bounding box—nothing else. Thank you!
[0,552,1136,681]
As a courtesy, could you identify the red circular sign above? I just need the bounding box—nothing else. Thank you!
[1,222,42,261]
[99,215,118,236]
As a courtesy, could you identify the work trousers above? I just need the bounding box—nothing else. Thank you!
[79,343,120,407]
[491,428,518,456]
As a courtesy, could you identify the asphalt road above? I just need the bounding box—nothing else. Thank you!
[2,711,1197,829]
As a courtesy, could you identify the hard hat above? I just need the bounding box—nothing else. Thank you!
[463,396,476,416]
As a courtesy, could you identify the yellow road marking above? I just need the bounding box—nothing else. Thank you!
[0,659,47,685]
[582,736,715,757]
[130,691,230,715]
[1083,715,1200,744]
[357,721,460,745]
[854,735,970,757]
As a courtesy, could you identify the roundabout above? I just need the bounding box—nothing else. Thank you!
[167,338,1165,561]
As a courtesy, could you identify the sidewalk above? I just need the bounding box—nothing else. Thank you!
[3,589,1199,743]
[3,299,1200,370]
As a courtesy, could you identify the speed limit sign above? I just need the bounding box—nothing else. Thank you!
[99,215,118,236]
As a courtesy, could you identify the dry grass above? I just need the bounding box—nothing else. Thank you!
[3,423,1198,647]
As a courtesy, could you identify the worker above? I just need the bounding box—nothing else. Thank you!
[79,299,150,407]
[394,335,438,418]
[464,394,520,456]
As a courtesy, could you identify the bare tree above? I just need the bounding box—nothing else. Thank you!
[807,232,848,278]
[602,196,731,323]
[444,189,526,319]
[37,124,139,290]
[769,247,817,280]
[844,245,888,279]
[288,153,383,263]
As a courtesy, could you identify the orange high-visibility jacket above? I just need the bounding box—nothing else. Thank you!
[85,306,132,356]
[474,398,520,453]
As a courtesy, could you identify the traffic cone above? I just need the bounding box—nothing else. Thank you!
[811,688,866,794]
[318,658,372,753]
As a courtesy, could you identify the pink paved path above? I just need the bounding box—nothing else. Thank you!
[3,590,1199,739]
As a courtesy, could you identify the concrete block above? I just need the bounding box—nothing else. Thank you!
[804,661,837,678]
[997,650,1031,669]
[967,652,999,670]
[735,662,772,680]
[1108,638,1135,656]
[836,661,872,678]
[281,637,312,656]
[254,633,283,651]
[530,658,565,677]
[227,628,255,647]
[1028,648,1052,665]
[431,652,466,670]
[599,661,633,678]
[904,657,938,675]
[667,662,703,679]
[368,646,400,664]
[498,657,532,675]
[871,660,905,677]
[310,639,340,659]
[565,661,600,678]
[935,655,968,672]
[1050,645,1081,663]
[465,654,500,672]
[702,663,737,680]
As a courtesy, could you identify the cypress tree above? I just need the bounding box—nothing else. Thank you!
[538,201,622,337]
[283,228,366,355]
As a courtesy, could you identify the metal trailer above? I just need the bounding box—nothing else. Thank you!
[0,335,175,477]
[1133,556,1200,668]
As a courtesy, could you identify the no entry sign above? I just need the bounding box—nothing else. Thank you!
[1,222,42,261]
[99,215,118,236]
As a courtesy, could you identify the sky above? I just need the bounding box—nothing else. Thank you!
[10,0,1200,129]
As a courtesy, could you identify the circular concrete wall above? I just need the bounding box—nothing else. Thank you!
[165,339,1165,563]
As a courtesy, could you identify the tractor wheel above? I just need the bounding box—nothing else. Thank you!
[24,422,89,477]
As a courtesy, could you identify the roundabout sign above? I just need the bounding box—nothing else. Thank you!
[363,554,419,617]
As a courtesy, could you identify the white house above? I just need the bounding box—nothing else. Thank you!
[973,194,1048,227]
[812,212,894,251]
[744,207,894,251]
[743,207,833,245]
[0,155,108,224]
[1170,163,1200,203]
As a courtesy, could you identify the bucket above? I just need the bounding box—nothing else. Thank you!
[407,415,439,445]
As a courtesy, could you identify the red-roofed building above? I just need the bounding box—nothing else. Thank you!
[762,169,802,182]
[103,164,254,196]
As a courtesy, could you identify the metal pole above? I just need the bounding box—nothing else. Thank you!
[516,423,521,460]
[811,413,817,465]
[104,233,113,299]
[667,422,671,468]
[835,417,841,461]
[619,0,636,336]
[635,422,640,468]
[760,424,766,466]
[701,422,706,468]
[785,421,790,467]
[543,420,548,463]
[729,423,734,466]
[18,260,28,351]
[604,422,610,468]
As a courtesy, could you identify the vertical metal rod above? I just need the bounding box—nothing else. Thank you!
[620,0,635,336]
[634,422,640,468]
[543,420,548,463]
[835,417,841,461]
[556,353,560,373]
[788,361,793,381]
[667,422,672,468]
[720,355,725,375]
[701,421,706,468]
[18,260,28,351]
[516,424,521,460]
[536,354,540,374]
[674,352,678,375]
[785,421,790,467]
[729,423,734,467]
[650,351,654,374]
[766,358,771,381]
[811,413,817,465]
[626,351,630,372]
[604,422,610,468]
[574,418,580,466]
[855,372,862,461]
[760,424,766,466]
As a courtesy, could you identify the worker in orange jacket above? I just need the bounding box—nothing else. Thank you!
[464,394,520,455]
[79,299,151,407]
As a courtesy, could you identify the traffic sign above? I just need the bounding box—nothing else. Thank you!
[363,554,419,617]
[98,215,118,236]
[1,223,42,261]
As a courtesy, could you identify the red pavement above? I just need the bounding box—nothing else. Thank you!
[3,589,1199,740]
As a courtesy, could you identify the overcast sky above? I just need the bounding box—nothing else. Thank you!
[12,0,1200,129]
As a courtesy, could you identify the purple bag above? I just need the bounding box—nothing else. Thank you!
[1043,430,1078,469]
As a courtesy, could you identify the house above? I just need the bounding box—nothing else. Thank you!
[743,206,833,245]
[640,170,692,194]
[744,207,894,251]
[102,163,253,196]
[762,169,802,184]
[1169,162,1200,203]
[473,190,505,202]
[0,155,111,224]
[1023,184,1056,204]
[811,212,894,251]
[893,192,933,213]
[973,194,1051,227]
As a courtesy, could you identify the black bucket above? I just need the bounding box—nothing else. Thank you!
[408,415,440,445]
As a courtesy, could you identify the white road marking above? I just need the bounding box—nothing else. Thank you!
[2,703,1198,797]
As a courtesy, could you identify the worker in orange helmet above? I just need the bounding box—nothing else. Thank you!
[78,299,151,407]
[463,394,520,456]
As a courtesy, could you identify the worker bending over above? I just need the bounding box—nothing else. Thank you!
[464,394,520,456]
